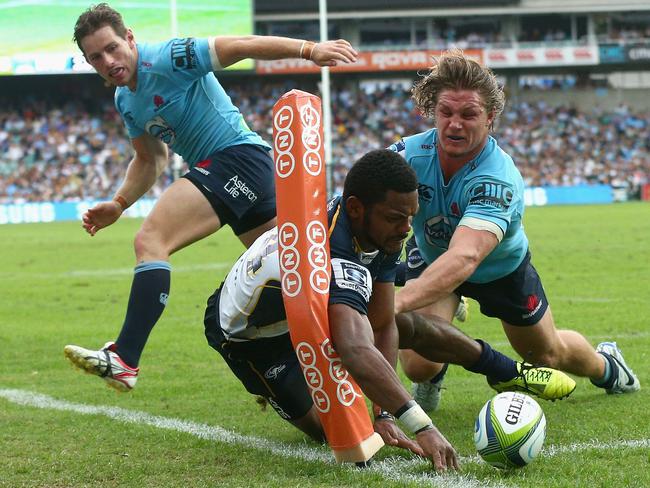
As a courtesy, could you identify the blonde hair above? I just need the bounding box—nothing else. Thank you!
[412,48,505,127]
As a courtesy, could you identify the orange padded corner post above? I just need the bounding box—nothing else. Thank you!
[272,89,383,463]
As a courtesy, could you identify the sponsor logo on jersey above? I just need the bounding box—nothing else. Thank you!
[194,166,210,176]
[407,246,424,269]
[450,202,461,217]
[145,115,176,145]
[357,248,379,265]
[417,183,434,202]
[331,258,372,302]
[420,144,434,150]
[223,175,258,203]
[264,364,286,380]
[141,61,152,69]
[468,182,514,210]
[170,38,198,71]
[424,214,453,248]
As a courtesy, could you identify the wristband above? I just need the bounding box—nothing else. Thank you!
[396,400,434,434]
[113,195,130,212]
[299,40,316,60]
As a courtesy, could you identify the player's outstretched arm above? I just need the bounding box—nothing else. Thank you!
[213,36,358,69]
[395,225,498,314]
[82,133,168,236]
[329,303,459,470]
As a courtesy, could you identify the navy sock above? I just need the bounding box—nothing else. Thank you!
[115,261,171,367]
[466,339,519,383]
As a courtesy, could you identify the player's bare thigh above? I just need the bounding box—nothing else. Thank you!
[134,178,222,262]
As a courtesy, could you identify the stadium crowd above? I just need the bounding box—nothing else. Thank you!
[1,83,649,203]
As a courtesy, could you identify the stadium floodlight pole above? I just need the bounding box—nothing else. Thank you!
[319,0,333,196]
[170,0,178,37]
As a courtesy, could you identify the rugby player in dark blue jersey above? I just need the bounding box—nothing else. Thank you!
[63,3,357,390]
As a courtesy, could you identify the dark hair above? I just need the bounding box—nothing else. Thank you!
[412,48,505,129]
[343,149,417,207]
[73,3,127,53]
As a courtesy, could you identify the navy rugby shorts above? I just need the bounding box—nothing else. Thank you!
[404,236,548,326]
[183,144,276,236]
[203,289,313,421]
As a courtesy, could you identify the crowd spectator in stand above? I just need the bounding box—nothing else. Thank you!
[1,86,649,203]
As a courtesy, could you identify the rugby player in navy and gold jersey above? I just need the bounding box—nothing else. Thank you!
[203,149,575,471]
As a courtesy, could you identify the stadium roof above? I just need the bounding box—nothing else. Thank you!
[255,0,518,13]
[255,0,650,19]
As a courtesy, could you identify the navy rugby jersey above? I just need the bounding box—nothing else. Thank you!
[216,196,401,341]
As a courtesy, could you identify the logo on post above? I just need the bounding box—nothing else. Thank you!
[273,105,294,131]
[303,150,323,176]
[281,270,302,297]
[278,223,299,248]
[275,152,295,179]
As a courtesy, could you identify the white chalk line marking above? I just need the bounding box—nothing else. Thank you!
[3,389,649,487]
[0,388,510,488]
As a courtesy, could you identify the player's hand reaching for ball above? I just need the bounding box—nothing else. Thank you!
[416,426,460,472]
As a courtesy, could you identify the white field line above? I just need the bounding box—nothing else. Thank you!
[3,389,650,487]
[0,388,510,488]
[1,262,232,280]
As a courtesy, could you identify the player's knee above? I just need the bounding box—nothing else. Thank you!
[133,225,167,260]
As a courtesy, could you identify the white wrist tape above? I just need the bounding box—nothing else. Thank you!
[397,401,433,434]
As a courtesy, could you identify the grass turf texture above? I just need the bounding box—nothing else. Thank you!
[1,202,649,487]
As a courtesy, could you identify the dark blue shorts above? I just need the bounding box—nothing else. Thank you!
[203,289,313,421]
[183,144,276,236]
[403,236,548,326]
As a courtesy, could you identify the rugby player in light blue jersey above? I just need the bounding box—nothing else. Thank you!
[391,49,639,410]
[63,3,358,391]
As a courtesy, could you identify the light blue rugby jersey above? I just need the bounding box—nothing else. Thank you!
[390,128,528,283]
[115,38,270,166]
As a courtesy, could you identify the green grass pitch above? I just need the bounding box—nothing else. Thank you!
[1,202,649,487]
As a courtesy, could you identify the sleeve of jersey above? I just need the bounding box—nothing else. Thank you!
[387,138,406,157]
[459,177,518,242]
[329,258,372,316]
[162,38,217,82]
